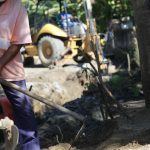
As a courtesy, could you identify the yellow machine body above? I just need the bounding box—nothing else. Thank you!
[36,24,68,40]
[25,23,82,58]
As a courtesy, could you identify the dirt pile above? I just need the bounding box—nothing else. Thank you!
[1,60,150,150]
[25,62,116,150]
[25,65,85,115]
[24,62,150,150]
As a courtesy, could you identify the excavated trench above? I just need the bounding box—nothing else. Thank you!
[24,61,116,150]
[0,60,150,150]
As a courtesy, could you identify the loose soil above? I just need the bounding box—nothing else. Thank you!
[1,59,150,150]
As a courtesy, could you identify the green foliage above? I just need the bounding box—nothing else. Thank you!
[109,74,141,99]
[22,0,133,32]
[110,75,124,86]
[110,74,129,90]
[22,0,84,28]
[92,0,133,32]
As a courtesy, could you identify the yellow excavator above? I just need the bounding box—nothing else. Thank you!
[24,0,106,68]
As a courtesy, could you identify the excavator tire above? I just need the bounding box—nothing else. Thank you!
[38,36,65,67]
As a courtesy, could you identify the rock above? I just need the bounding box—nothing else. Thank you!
[47,143,77,150]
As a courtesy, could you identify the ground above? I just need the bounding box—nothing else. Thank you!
[1,58,150,150]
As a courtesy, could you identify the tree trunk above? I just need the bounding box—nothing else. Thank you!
[132,0,150,107]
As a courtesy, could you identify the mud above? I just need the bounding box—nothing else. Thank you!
[1,59,150,150]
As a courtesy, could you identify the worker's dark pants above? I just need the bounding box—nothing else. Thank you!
[1,80,40,150]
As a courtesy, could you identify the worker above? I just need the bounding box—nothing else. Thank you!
[58,11,75,31]
[0,0,40,149]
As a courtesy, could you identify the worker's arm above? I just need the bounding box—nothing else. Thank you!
[0,44,22,72]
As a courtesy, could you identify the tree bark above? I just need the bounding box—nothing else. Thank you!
[132,0,150,107]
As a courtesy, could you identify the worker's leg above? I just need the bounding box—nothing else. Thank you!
[1,80,40,150]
